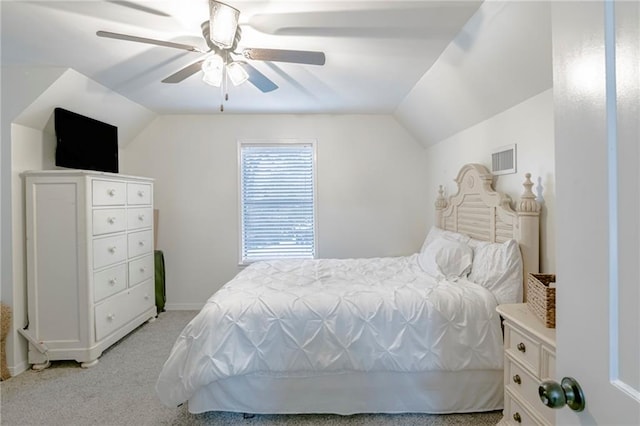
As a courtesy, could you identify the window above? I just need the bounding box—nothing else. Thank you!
[239,140,317,264]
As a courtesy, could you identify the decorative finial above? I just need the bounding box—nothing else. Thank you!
[435,185,448,210]
[517,173,540,214]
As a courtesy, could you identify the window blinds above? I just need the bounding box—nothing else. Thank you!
[240,143,316,263]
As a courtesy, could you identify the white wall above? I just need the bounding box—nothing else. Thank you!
[120,114,429,309]
[422,89,555,272]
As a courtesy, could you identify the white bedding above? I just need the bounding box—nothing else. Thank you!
[156,255,504,409]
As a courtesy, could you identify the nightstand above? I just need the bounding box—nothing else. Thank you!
[496,303,556,425]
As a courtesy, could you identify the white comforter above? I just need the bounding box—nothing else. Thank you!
[156,255,503,407]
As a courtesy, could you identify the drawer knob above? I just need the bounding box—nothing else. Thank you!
[108,246,117,254]
[138,241,145,247]
[138,190,144,197]
[539,377,586,412]
[107,313,116,321]
[138,214,145,221]
[512,412,521,423]
[108,278,117,286]
[108,189,116,197]
[517,342,526,353]
[513,374,521,385]
[140,267,146,273]
[108,217,116,224]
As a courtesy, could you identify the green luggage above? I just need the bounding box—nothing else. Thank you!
[154,250,166,312]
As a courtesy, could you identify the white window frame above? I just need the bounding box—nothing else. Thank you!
[237,139,318,265]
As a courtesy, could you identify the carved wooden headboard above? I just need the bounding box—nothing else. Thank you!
[435,164,541,300]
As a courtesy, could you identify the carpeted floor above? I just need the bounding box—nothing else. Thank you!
[0,311,502,425]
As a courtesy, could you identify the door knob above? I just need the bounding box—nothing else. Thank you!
[538,377,585,412]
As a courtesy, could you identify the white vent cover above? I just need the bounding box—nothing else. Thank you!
[491,144,517,175]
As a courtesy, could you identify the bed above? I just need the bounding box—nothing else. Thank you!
[156,163,540,415]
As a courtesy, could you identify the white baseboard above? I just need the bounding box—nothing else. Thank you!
[8,360,29,378]
[163,303,204,311]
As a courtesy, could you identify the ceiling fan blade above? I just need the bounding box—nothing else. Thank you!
[242,48,326,66]
[106,1,171,17]
[162,60,205,84]
[97,30,205,53]
[240,63,278,93]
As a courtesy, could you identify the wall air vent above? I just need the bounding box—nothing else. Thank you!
[491,144,517,175]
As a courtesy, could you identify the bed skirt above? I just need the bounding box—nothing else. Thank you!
[187,369,503,415]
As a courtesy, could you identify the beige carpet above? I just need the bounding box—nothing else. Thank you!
[0,311,502,425]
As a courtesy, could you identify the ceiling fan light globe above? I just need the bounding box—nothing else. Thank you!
[202,54,223,71]
[202,72,222,87]
[209,1,240,49]
[202,55,224,87]
[227,62,249,86]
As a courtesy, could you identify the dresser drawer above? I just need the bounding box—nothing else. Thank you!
[506,357,554,424]
[542,346,555,380]
[92,180,126,206]
[95,279,155,341]
[507,326,541,376]
[504,391,544,425]
[93,208,126,235]
[127,230,153,258]
[94,263,127,302]
[127,183,152,205]
[129,254,153,286]
[93,235,127,269]
[127,207,153,230]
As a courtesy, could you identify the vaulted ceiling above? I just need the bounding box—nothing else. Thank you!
[2,1,483,114]
[2,1,553,146]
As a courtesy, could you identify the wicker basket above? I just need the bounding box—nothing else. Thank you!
[527,273,556,328]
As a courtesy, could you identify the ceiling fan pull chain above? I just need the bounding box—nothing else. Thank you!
[218,63,228,112]
[218,64,229,111]
[220,84,224,112]
[224,66,229,101]
[220,74,224,112]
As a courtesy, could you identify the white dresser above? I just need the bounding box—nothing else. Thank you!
[23,170,157,368]
[496,303,556,425]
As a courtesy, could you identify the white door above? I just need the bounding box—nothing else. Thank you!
[553,1,639,425]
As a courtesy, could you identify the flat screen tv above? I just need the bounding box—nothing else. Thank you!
[54,107,119,173]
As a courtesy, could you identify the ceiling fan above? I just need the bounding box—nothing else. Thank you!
[97,0,326,111]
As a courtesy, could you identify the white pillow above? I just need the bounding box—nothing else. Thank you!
[418,236,473,279]
[468,239,523,304]
[420,226,471,253]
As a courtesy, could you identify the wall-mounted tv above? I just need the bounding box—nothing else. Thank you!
[54,107,119,173]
